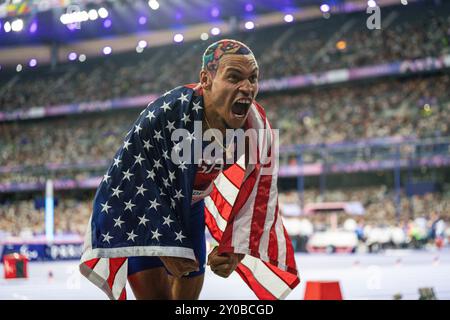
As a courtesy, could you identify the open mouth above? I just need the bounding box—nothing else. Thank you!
[231,99,252,118]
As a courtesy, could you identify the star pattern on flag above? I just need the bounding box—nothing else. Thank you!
[126,230,138,242]
[151,228,162,241]
[89,86,205,255]
[113,216,125,228]
[138,214,150,227]
[124,199,136,212]
[136,184,148,196]
[101,201,111,214]
[160,101,171,112]
[174,231,186,243]
[163,215,174,227]
[111,186,123,198]
[102,232,113,244]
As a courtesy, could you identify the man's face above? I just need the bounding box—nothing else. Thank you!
[204,54,259,129]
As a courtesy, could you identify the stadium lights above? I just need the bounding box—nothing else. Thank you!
[401,0,408,4]
[148,0,160,10]
[11,19,24,32]
[60,11,89,25]
[79,54,86,62]
[29,21,38,33]
[211,7,220,18]
[103,19,112,28]
[200,32,209,41]
[16,64,22,72]
[211,27,221,35]
[284,14,294,23]
[68,52,77,61]
[244,21,254,30]
[103,46,112,55]
[88,9,99,21]
[98,7,109,18]
[29,59,37,67]
[173,33,184,43]
[4,21,11,33]
[138,40,147,48]
[367,0,377,8]
[320,4,330,13]
[139,16,147,25]
[245,3,254,12]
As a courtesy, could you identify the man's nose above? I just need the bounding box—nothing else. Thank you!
[239,79,254,97]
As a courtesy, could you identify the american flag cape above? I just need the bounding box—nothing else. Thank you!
[79,84,300,300]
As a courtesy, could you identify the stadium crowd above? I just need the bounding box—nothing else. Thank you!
[0,4,449,112]
[0,188,448,251]
[1,74,449,176]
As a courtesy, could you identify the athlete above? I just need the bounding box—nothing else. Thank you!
[80,39,299,300]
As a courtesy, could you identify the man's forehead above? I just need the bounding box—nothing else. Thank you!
[218,55,259,73]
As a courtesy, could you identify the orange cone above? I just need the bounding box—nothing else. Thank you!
[304,281,343,300]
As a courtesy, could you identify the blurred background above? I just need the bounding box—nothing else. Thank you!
[0,0,449,300]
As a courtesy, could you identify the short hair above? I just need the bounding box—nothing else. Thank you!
[201,39,256,75]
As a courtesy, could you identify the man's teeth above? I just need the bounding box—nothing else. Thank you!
[236,98,251,104]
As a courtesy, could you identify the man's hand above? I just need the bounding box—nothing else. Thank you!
[207,246,245,278]
[160,256,199,278]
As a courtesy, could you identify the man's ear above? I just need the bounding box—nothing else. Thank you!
[199,70,212,90]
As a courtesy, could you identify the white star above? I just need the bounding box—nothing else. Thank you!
[163,89,172,97]
[151,228,162,241]
[124,199,136,212]
[170,198,176,209]
[136,184,148,196]
[181,113,191,125]
[113,216,125,228]
[126,230,138,242]
[163,215,174,227]
[166,121,176,132]
[178,161,187,172]
[134,124,142,134]
[153,130,163,142]
[149,198,161,210]
[192,101,203,113]
[101,201,111,214]
[177,92,189,104]
[162,177,171,188]
[159,187,166,197]
[174,189,185,200]
[123,140,131,151]
[113,157,122,168]
[122,169,134,181]
[111,186,123,198]
[134,153,145,166]
[138,214,150,227]
[146,169,156,181]
[160,101,171,112]
[174,231,186,243]
[186,132,196,142]
[168,170,176,182]
[103,173,111,183]
[143,139,153,151]
[162,150,170,160]
[154,159,163,170]
[146,110,156,122]
[102,232,113,244]
[173,143,182,153]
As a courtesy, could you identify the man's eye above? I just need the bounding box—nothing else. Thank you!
[249,75,258,83]
[228,74,239,81]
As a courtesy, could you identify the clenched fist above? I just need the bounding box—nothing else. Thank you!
[160,256,199,278]
[207,247,245,278]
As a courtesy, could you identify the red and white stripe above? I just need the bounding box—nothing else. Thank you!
[204,102,300,300]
